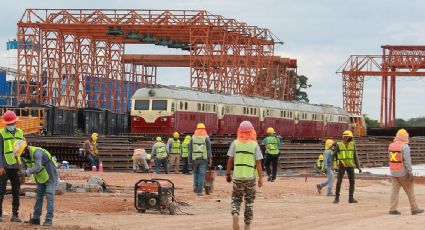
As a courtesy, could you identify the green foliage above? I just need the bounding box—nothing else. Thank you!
[295,74,312,103]
[396,117,425,127]
[363,114,379,128]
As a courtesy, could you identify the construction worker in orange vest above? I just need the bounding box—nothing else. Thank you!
[388,129,423,215]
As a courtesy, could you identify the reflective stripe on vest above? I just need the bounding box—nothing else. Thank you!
[316,159,323,169]
[265,136,280,155]
[0,128,24,165]
[192,136,207,160]
[388,142,404,172]
[170,139,181,154]
[24,146,56,184]
[336,141,355,167]
[181,142,189,158]
[154,142,167,159]
[234,140,257,179]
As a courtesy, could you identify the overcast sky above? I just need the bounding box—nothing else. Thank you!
[1,0,424,120]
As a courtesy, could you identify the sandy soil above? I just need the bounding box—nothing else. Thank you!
[1,172,425,230]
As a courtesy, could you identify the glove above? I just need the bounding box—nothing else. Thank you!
[226,174,232,183]
[0,167,5,176]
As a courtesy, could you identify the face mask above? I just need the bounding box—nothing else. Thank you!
[6,125,16,132]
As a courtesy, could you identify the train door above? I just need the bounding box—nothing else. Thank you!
[294,111,300,137]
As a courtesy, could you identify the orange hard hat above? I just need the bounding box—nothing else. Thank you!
[2,110,18,125]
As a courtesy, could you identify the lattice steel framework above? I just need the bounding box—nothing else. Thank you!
[337,45,425,127]
[17,9,279,112]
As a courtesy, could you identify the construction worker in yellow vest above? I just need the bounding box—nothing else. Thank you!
[83,133,99,171]
[167,132,181,174]
[0,110,24,223]
[13,140,58,226]
[152,137,168,174]
[226,121,263,230]
[181,135,191,175]
[388,129,423,215]
[262,127,281,182]
[333,130,362,204]
[316,139,335,196]
[313,154,324,173]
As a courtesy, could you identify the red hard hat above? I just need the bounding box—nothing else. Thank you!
[3,110,18,125]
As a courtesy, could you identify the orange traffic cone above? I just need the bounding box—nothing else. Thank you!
[98,162,104,173]
[92,165,97,172]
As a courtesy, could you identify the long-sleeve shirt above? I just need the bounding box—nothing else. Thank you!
[166,138,181,155]
[188,136,212,162]
[334,142,361,169]
[391,144,412,177]
[322,149,333,170]
[21,148,58,184]
[0,131,19,169]
[151,142,169,159]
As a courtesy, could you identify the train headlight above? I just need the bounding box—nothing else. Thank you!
[133,117,141,122]
[160,118,168,122]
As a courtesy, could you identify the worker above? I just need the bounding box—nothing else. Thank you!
[313,154,324,173]
[167,132,181,174]
[13,140,58,226]
[0,110,24,223]
[181,135,191,175]
[226,121,263,230]
[83,133,99,171]
[132,148,150,173]
[262,127,281,182]
[316,139,335,196]
[388,129,424,215]
[189,123,212,196]
[152,137,168,174]
[333,130,362,204]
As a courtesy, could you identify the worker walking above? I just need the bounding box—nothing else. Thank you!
[132,148,150,173]
[333,130,362,204]
[388,129,424,215]
[316,139,335,196]
[83,133,99,171]
[152,137,169,174]
[13,140,58,226]
[226,121,263,230]
[189,123,212,196]
[263,127,281,182]
[167,132,181,174]
[181,135,191,175]
[0,110,23,223]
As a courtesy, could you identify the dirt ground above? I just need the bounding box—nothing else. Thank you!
[1,172,425,230]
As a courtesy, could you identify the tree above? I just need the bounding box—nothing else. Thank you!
[363,114,379,128]
[295,74,312,103]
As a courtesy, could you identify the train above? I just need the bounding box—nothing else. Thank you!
[130,86,362,138]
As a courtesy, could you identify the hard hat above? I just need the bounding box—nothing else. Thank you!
[13,140,27,157]
[325,139,334,149]
[184,135,191,141]
[396,129,408,137]
[91,133,99,141]
[196,123,206,129]
[239,121,254,131]
[319,154,324,161]
[134,148,145,155]
[173,132,179,138]
[342,130,353,137]
[2,110,18,125]
[267,127,275,134]
[156,136,162,142]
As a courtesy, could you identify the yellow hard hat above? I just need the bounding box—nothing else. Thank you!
[267,127,275,134]
[319,154,324,161]
[196,123,206,129]
[13,140,27,157]
[173,132,179,138]
[325,139,334,149]
[184,135,191,141]
[156,136,162,142]
[91,133,99,141]
[396,129,408,137]
[342,130,353,137]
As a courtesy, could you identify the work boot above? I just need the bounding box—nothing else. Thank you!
[232,213,240,230]
[349,198,358,203]
[333,198,339,204]
[268,176,272,182]
[244,224,251,230]
[197,193,204,196]
[25,218,41,225]
[389,210,401,215]
[411,208,424,215]
[11,214,22,223]
[316,184,322,194]
[43,219,53,226]
[193,187,197,193]
[271,178,276,182]
[327,193,334,197]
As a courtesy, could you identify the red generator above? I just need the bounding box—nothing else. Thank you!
[134,179,176,215]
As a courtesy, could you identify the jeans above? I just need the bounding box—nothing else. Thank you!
[182,157,189,174]
[335,167,355,200]
[34,180,57,220]
[87,154,99,170]
[193,159,208,194]
[0,169,20,216]
[155,158,168,174]
[319,169,334,194]
[265,155,279,179]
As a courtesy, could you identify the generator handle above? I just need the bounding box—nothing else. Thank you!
[151,178,175,198]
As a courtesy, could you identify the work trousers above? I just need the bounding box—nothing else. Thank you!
[133,155,149,171]
[319,169,334,194]
[193,159,207,194]
[335,167,355,200]
[390,175,418,212]
[155,158,168,174]
[265,154,279,179]
[0,168,20,216]
[168,154,180,174]
[231,179,256,225]
[34,180,57,220]
[182,157,189,174]
[87,154,99,171]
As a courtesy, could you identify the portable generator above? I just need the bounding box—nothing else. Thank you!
[134,179,176,215]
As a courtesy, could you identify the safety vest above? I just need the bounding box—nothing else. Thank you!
[265,136,280,155]
[22,146,57,184]
[388,142,404,172]
[336,141,355,168]
[181,141,190,158]
[192,136,208,160]
[154,142,167,159]
[0,128,24,165]
[316,156,323,169]
[170,139,181,154]
[234,140,257,179]
[332,152,338,169]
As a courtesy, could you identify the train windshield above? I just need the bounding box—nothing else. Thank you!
[135,100,149,110]
[152,100,168,110]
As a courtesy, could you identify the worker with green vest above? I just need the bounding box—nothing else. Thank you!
[263,127,281,182]
[152,136,169,174]
[167,132,181,174]
[333,130,362,204]
[0,110,24,223]
[316,139,335,196]
[313,154,324,173]
[226,121,263,230]
[13,140,58,226]
[181,135,191,175]
[189,123,212,196]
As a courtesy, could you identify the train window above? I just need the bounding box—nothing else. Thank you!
[221,107,225,115]
[281,111,284,117]
[152,100,168,110]
[180,102,183,110]
[171,102,175,112]
[289,111,293,118]
[185,102,188,110]
[213,104,216,112]
[198,103,201,111]
[243,107,247,115]
[254,108,257,115]
[250,108,254,115]
[134,100,149,110]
